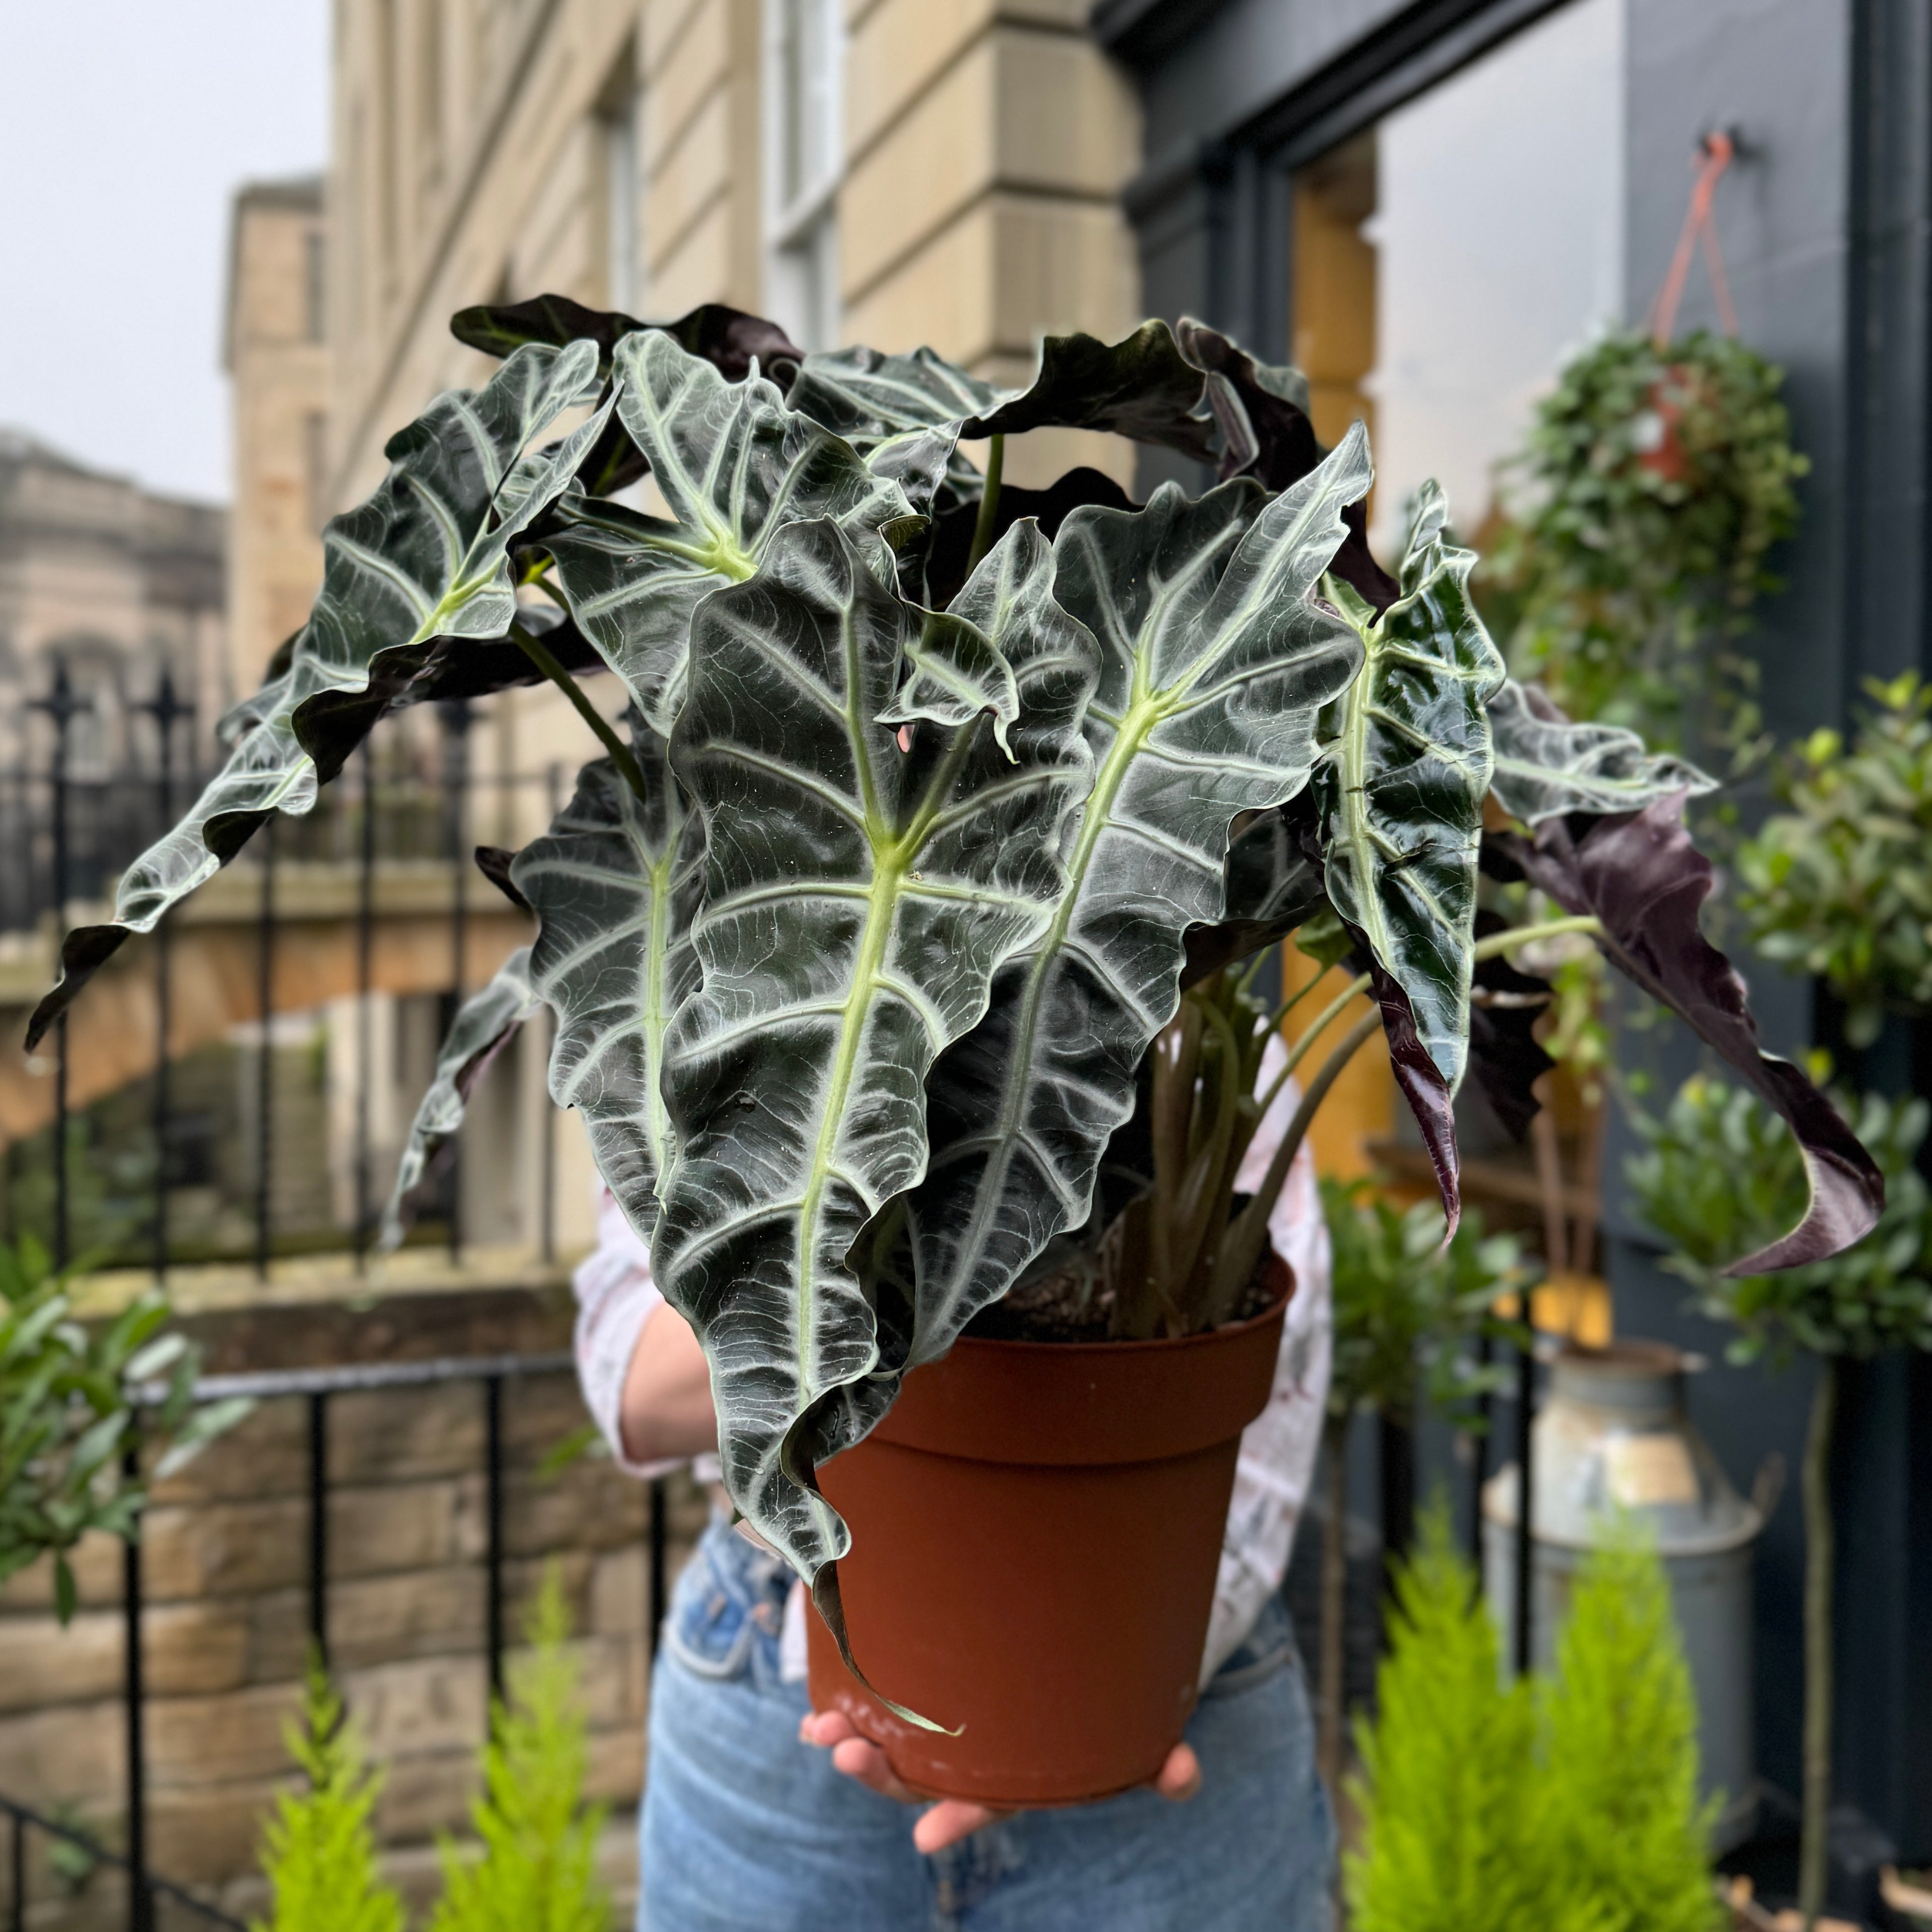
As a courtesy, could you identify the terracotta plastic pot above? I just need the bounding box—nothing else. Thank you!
[806,1255,1292,1807]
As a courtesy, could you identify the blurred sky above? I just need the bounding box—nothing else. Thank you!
[0,1,329,503]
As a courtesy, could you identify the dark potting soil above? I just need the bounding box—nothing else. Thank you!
[964,1252,1280,1344]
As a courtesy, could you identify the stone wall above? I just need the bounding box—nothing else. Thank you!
[0,1281,707,1926]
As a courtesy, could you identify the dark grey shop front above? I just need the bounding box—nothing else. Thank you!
[1093,0,1932,1868]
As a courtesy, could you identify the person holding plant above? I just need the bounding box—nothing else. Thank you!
[573,1036,1338,1931]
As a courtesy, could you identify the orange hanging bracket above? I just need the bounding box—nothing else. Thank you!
[1647,129,1740,349]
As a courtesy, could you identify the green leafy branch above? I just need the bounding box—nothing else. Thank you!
[0,1237,251,1620]
[1737,672,1932,1048]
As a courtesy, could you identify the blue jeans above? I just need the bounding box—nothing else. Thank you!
[639,1516,1334,1931]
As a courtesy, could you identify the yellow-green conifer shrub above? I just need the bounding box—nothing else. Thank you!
[1349,1509,1722,1930]
[427,1564,608,1932]
[252,1655,405,1932]
[1540,1531,1723,1932]
[1345,1508,1583,1932]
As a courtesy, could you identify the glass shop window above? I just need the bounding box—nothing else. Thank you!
[1292,0,1625,554]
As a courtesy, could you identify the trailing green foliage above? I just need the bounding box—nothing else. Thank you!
[427,1566,608,1932]
[252,1656,405,1932]
[1736,672,1932,1047]
[1321,1178,1531,1424]
[1480,329,1805,761]
[0,1236,249,1614]
[1347,1508,1721,1932]
[1627,1072,1932,1364]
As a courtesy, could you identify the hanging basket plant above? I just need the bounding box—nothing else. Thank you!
[1478,327,1807,767]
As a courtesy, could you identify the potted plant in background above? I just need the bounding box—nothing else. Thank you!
[1736,671,1932,1052]
[1478,326,1807,773]
[26,294,1881,1804]
[1630,1073,1932,1928]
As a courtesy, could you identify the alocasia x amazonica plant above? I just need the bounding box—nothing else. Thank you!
[25,294,1883,1689]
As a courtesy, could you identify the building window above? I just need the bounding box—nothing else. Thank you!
[599,51,642,314]
[764,0,841,350]
[1291,0,1624,554]
[304,227,327,344]
[305,411,330,532]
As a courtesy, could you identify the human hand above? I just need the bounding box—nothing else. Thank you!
[797,1709,1202,1853]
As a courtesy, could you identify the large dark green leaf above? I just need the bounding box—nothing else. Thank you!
[27,343,606,1049]
[962,320,1216,462]
[1315,482,1504,1095]
[511,733,705,1234]
[1495,797,1884,1271]
[648,517,1096,1599]
[538,332,920,738]
[902,428,1372,1377]
[1486,678,1716,823]
[785,347,1004,506]
[382,948,540,1244]
[450,292,805,386]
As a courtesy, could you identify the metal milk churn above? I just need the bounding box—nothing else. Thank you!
[1483,1339,1765,1846]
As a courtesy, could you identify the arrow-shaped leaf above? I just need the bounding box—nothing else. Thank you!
[381,948,541,1245]
[1487,677,1718,823]
[649,517,1097,1596]
[512,731,705,1236]
[28,343,606,1048]
[1315,481,1505,1094]
[902,428,1372,1376]
[539,332,920,738]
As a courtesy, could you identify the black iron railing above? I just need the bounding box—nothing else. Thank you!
[0,1792,248,1931]
[1,1351,671,1932]
[1,661,660,1924]
[4,668,566,1273]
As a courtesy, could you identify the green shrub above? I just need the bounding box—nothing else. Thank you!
[1348,1508,1721,1932]
[1627,1073,1932,1365]
[1736,672,1932,1047]
[0,1234,249,1616]
[252,1655,405,1932]
[1345,1510,1552,1932]
[1540,1530,1722,1932]
[427,1565,608,1932]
